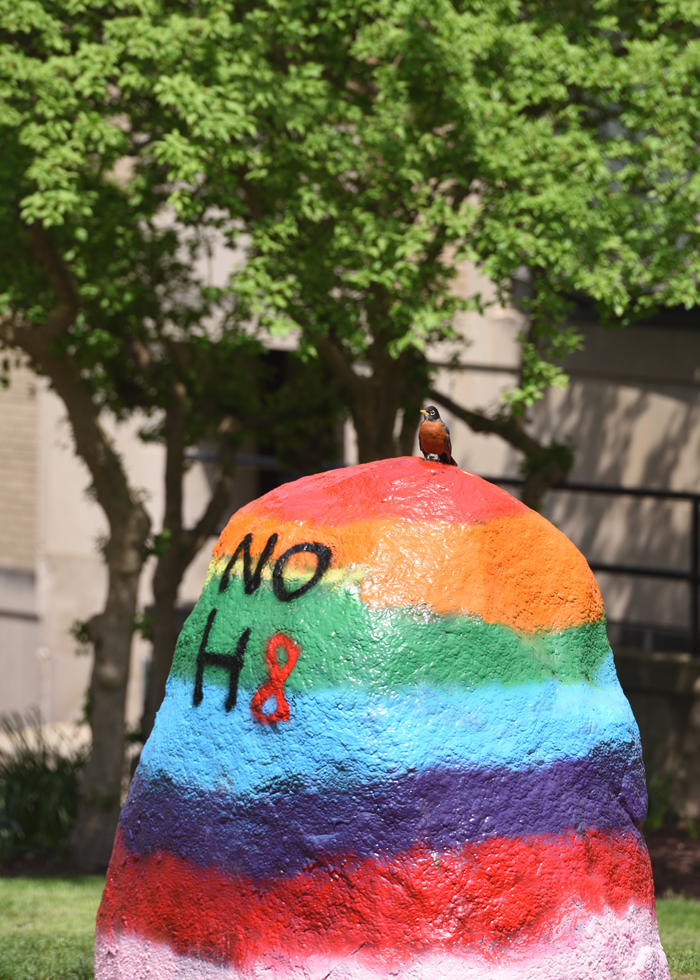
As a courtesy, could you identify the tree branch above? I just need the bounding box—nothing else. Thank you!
[429,388,573,511]
[162,382,187,542]
[429,388,540,455]
[181,458,236,568]
[313,335,365,395]
[1,225,148,537]
[178,418,241,572]
[22,223,79,340]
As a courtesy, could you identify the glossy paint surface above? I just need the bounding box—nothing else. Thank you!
[141,669,637,798]
[97,913,669,980]
[96,457,668,980]
[100,829,653,962]
[170,580,610,693]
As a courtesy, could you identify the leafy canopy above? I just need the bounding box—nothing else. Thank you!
[3,0,700,420]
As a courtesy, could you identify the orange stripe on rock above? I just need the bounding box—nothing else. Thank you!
[213,511,602,633]
[359,514,603,630]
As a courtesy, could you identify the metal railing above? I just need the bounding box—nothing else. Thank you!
[482,477,700,656]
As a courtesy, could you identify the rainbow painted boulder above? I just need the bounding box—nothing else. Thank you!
[96,457,668,980]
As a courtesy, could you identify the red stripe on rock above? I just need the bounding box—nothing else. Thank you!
[98,828,653,970]
[220,457,527,530]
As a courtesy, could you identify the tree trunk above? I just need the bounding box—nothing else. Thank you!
[345,351,429,462]
[141,397,238,742]
[2,223,152,871]
[143,572,180,741]
[140,386,186,741]
[314,336,422,463]
[351,379,403,462]
[75,502,150,868]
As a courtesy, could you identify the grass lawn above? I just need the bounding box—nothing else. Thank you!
[657,895,700,980]
[0,876,103,980]
[0,877,698,979]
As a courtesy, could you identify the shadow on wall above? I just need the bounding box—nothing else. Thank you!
[533,380,700,631]
[528,376,700,825]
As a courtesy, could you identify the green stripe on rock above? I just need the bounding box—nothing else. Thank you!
[171,572,610,695]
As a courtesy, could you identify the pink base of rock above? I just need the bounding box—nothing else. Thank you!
[96,904,669,980]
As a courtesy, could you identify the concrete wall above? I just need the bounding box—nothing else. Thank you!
[0,367,220,728]
[0,367,40,718]
[420,293,700,638]
[0,365,38,571]
[532,321,700,633]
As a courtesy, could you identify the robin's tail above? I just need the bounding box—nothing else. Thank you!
[439,452,458,466]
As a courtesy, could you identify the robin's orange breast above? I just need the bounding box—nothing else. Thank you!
[419,420,448,454]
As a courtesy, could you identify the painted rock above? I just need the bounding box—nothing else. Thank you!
[96,457,668,980]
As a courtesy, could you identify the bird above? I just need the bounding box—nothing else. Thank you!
[419,405,457,466]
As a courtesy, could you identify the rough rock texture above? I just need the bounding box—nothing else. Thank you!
[96,457,669,980]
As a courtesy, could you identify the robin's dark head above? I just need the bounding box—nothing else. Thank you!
[420,405,441,422]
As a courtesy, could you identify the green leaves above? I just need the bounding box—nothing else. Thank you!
[4,0,700,449]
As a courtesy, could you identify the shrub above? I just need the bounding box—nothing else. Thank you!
[0,709,87,863]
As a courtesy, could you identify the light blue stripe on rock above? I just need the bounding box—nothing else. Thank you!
[138,651,642,800]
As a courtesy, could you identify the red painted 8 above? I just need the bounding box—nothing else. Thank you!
[251,633,300,724]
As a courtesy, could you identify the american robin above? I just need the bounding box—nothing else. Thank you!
[419,406,457,466]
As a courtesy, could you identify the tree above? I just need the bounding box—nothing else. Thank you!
[5,0,700,865]
[0,6,261,866]
[105,0,700,478]
[0,130,343,871]
[0,199,156,869]
[138,339,345,743]
[8,0,700,489]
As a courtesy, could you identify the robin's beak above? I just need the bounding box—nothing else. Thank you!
[420,409,428,416]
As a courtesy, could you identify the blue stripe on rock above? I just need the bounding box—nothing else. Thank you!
[139,658,641,801]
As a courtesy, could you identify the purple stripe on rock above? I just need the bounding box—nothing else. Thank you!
[120,748,646,880]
